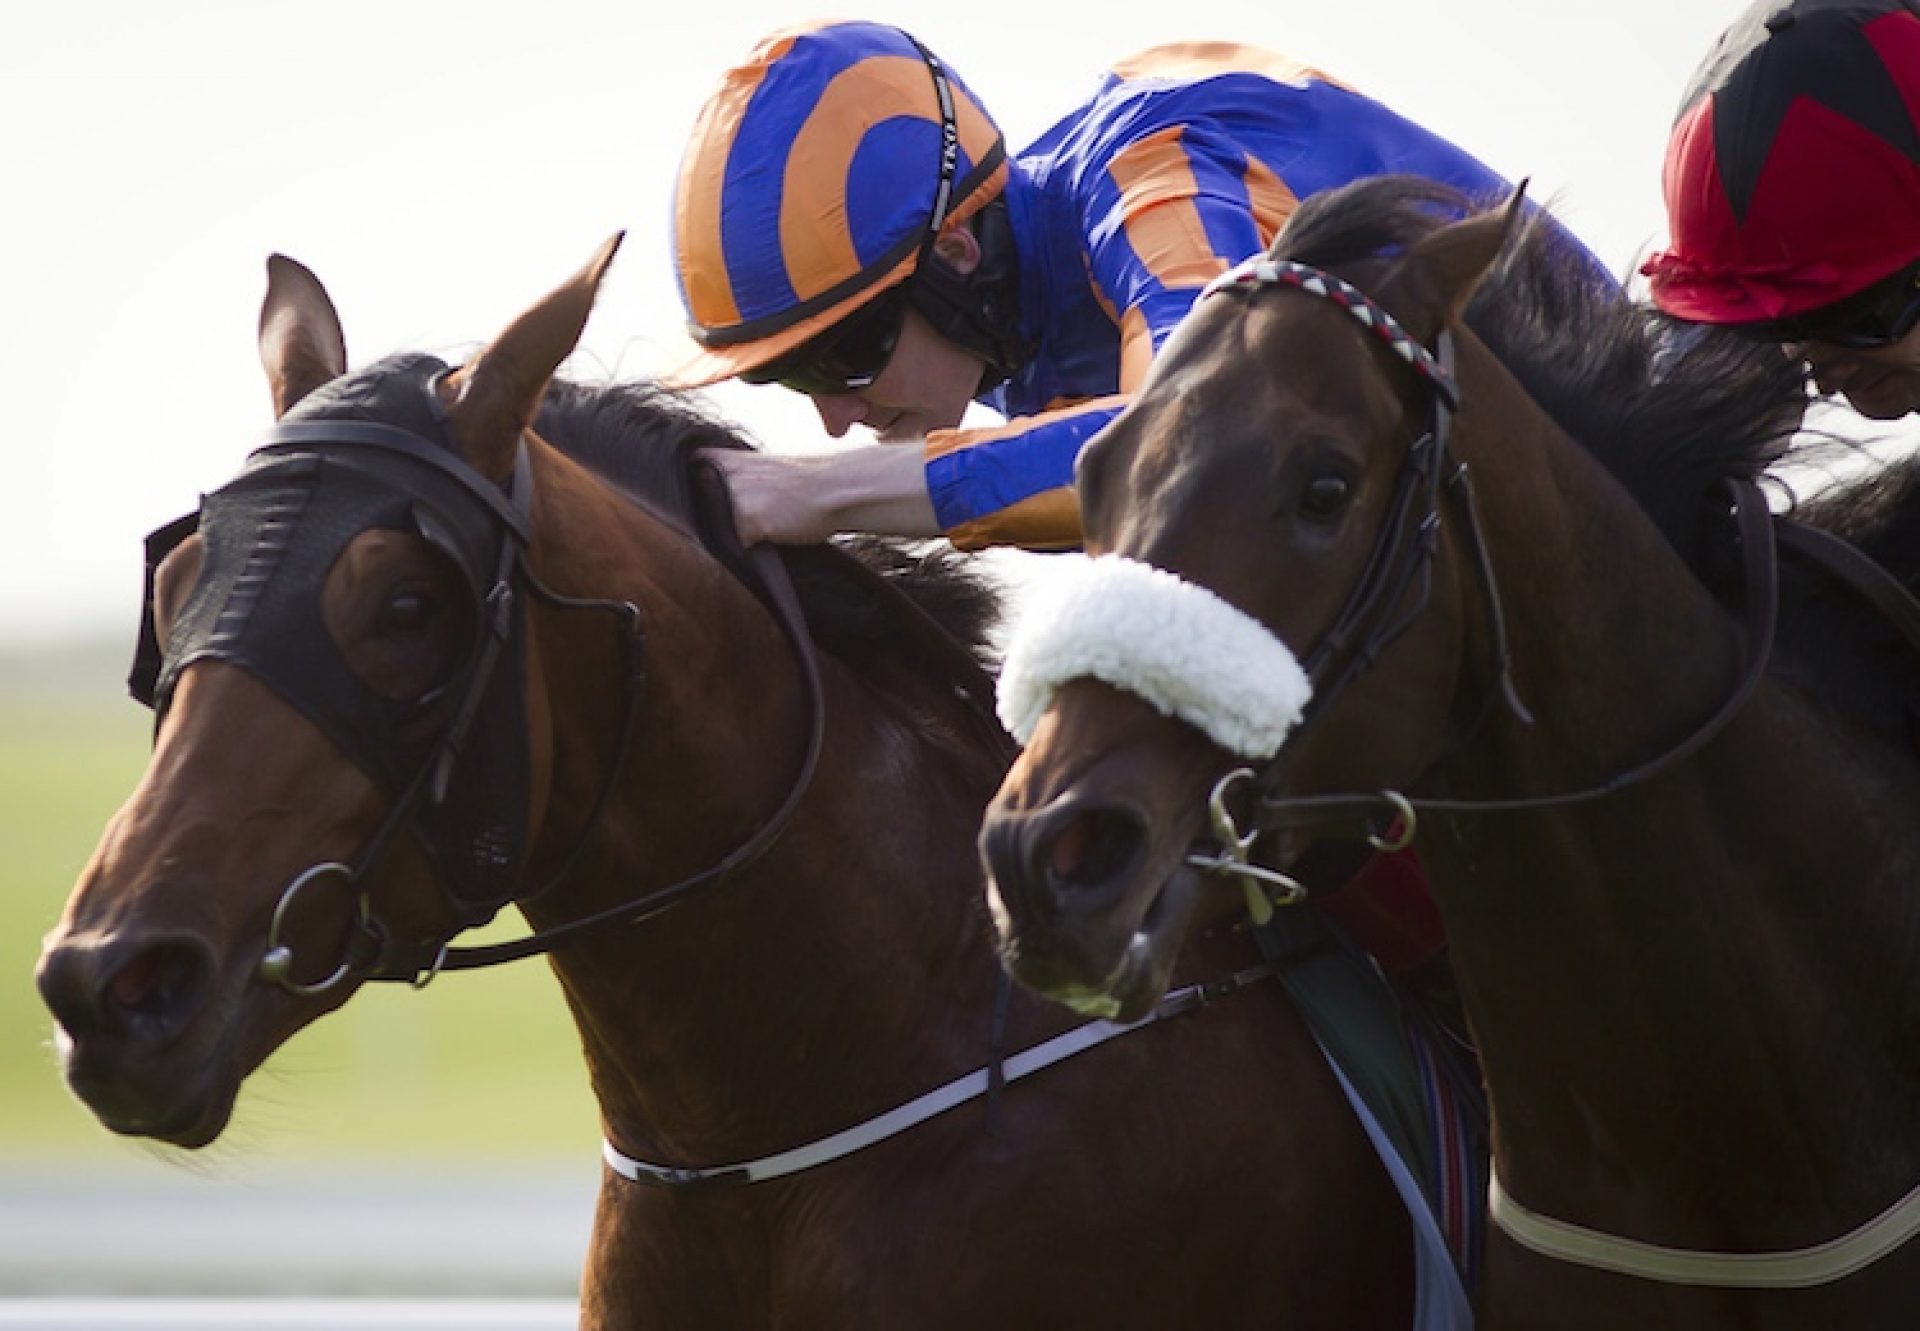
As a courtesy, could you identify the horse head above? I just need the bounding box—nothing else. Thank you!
[980,192,1521,1022]
[35,238,620,1146]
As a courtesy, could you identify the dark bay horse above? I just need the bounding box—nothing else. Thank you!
[981,177,1920,1328]
[35,241,1417,1327]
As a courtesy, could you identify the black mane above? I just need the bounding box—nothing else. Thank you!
[530,375,1003,673]
[1276,176,1920,743]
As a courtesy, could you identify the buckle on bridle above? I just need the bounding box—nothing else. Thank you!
[1185,768,1307,925]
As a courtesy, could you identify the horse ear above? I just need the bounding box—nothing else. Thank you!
[442,233,625,480]
[259,255,348,419]
[1375,186,1528,345]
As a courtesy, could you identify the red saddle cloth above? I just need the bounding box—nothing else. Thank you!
[1318,845,1447,976]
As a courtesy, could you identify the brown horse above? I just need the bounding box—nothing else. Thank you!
[35,241,1419,1327]
[981,176,1920,1328]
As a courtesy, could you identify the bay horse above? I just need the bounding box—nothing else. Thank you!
[980,176,1920,1328]
[34,240,1421,1327]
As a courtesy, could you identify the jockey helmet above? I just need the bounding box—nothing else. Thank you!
[666,21,1009,388]
[1644,0,1920,329]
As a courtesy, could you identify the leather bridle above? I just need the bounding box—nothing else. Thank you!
[134,398,831,994]
[1193,257,1785,861]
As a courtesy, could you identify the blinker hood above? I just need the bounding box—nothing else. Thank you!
[126,356,535,925]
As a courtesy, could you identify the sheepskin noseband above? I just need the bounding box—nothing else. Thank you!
[997,555,1312,759]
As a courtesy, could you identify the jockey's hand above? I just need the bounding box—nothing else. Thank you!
[696,444,942,545]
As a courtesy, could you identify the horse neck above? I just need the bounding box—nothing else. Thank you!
[510,445,1009,1168]
[1428,338,1920,1239]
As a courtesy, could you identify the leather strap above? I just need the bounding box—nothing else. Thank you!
[400,543,829,975]
[1251,476,1780,837]
[1777,518,1920,662]
[603,962,1279,1190]
[1491,1168,1920,1289]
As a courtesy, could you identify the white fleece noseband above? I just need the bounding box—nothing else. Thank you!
[997,555,1312,759]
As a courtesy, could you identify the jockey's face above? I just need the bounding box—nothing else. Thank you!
[806,305,986,443]
[1801,326,1920,420]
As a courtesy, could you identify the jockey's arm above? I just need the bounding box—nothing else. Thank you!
[698,442,941,546]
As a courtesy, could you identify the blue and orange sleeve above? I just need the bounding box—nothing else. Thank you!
[1086,121,1298,359]
[923,120,1303,551]
[923,398,1125,550]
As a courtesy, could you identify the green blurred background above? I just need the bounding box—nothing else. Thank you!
[0,639,599,1165]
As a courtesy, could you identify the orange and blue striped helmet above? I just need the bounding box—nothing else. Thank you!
[665,21,1008,388]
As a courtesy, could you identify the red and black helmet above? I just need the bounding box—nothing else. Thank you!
[1644,0,1920,325]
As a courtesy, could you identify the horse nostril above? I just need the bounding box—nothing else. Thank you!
[103,939,214,1040]
[1044,806,1146,891]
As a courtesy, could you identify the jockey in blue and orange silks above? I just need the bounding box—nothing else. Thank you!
[665,20,1602,977]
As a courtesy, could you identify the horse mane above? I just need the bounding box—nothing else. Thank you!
[1272,176,1813,567]
[526,372,1003,674]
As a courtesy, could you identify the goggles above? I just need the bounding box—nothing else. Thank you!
[740,284,912,396]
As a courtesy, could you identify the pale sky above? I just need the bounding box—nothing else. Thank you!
[0,0,1853,646]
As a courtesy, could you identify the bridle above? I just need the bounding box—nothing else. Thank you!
[132,378,830,995]
[1190,256,1783,893]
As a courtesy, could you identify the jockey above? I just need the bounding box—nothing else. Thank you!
[1644,0,1920,419]
[668,20,1579,552]
[664,20,1576,982]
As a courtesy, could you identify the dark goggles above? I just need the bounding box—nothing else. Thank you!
[741,284,911,396]
[1751,262,1920,349]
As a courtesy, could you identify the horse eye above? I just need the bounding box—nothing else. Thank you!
[1299,473,1353,520]
[378,587,439,636]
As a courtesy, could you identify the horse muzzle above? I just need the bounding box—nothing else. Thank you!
[37,926,244,1146]
[979,789,1210,1022]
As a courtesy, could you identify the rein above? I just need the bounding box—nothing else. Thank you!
[1237,473,1780,847]
[368,539,829,984]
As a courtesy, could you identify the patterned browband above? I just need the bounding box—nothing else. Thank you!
[1201,257,1459,409]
